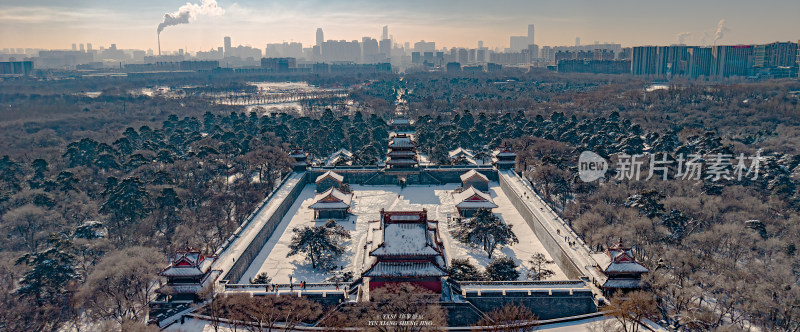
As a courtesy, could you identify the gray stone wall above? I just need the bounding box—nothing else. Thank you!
[498,174,584,279]
[464,291,596,320]
[222,173,307,283]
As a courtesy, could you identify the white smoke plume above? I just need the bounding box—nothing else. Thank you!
[676,32,691,44]
[713,19,730,45]
[157,0,225,34]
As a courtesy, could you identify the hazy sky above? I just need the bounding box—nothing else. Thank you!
[1,0,799,52]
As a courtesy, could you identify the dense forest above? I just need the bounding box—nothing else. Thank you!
[1,71,799,330]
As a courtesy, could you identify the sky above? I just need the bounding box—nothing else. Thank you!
[1,0,799,52]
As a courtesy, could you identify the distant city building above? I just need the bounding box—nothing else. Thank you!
[316,28,324,47]
[753,42,798,77]
[446,62,461,72]
[631,46,659,75]
[260,57,296,72]
[630,43,791,79]
[224,36,232,57]
[712,45,754,77]
[0,60,33,75]
[509,24,535,52]
[413,40,436,53]
[487,62,503,72]
[265,42,303,59]
[557,59,631,74]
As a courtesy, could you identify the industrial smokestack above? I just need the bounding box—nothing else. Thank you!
[713,19,729,45]
[157,0,224,34]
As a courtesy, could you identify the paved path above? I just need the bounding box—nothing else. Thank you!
[499,170,608,300]
[212,172,306,280]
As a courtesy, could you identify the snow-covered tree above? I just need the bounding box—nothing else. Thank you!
[527,253,555,281]
[453,208,518,258]
[15,234,78,305]
[287,220,350,270]
[448,258,483,281]
[485,257,519,281]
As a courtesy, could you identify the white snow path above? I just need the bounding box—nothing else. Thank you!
[213,172,305,281]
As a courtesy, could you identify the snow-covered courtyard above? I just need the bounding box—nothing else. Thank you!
[238,182,566,284]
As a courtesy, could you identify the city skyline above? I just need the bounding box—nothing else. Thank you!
[1,0,800,52]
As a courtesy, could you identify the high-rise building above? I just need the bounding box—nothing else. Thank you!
[382,26,389,41]
[87,43,93,52]
[414,41,435,52]
[711,45,754,77]
[575,37,581,47]
[316,28,324,47]
[528,24,535,48]
[362,37,380,63]
[687,47,713,78]
[631,46,659,75]
[224,36,232,57]
[508,24,535,52]
[379,39,392,58]
[72,44,77,51]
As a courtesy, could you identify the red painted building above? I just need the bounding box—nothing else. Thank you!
[597,241,649,296]
[158,245,219,301]
[362,210,447,293]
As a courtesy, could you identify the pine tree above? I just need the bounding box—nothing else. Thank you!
[527,253,555,281]
[485,257,520,281]
[453,208,518,258]
[252,272,272,284]
[448,258,483,281]
[15,234,78,305]
[287,220,350,270]
[100,177,151,243]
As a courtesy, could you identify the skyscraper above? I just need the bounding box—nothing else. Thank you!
[316,28,324,47]
[528,24,535,47]
[224,36,231,57]
[382,26,389,41]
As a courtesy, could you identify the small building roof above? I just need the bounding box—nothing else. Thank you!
[389,135,415,148]
[160,248,215,278]
[454,187,498,209]
[315,170,344,184]
[459,169,489,184]
[603,279,644,289]
[309,187,353,210]
[595,242,650,274]
[449,148,474,159]
[494,145,516,158]
[390,118,412,126]
[363,261,447,278]
[288,149,307,158]
[371,223,440,257]
[325,149,353,166]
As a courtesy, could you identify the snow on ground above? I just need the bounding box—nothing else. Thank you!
[438,183,567,281]
[214,173,304,280]
[239,181,565,284]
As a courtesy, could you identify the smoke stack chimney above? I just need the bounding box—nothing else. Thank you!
[158,32,162,56]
